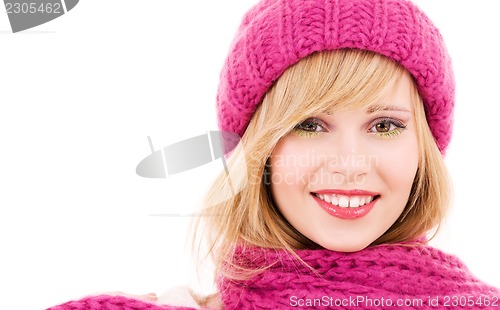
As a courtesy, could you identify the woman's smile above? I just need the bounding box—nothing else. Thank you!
[311,189,381,220]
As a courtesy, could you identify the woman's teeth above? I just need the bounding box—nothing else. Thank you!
[315,193,375,208]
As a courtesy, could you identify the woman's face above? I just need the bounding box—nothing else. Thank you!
[269,74,419,252]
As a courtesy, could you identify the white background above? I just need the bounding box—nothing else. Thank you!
[0,1,499,309]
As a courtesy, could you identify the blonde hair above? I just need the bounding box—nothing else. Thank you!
[192,49,451,289]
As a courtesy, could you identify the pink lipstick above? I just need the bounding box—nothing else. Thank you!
[311,189,380,220]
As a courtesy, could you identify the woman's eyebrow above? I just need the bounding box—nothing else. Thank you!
[366,105,412,114]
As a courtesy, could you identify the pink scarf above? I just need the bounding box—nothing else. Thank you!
[48,244,500,309]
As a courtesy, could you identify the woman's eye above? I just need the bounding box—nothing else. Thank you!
[374,121,395,132]
[369,118,406,138]
[292,118,326,137]
[298,119,323,132]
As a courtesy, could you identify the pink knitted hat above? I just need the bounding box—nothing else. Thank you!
[217,0,454,153]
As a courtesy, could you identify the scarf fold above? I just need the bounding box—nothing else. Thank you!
[46,294,198,310]
[218,244,500,309]
[47,245,500,309]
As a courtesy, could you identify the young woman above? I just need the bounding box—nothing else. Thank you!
[48,0,500,309]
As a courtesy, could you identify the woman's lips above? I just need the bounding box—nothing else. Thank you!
[311,191,380,220]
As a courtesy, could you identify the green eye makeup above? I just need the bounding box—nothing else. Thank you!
[292,118,326,137]
[369,118,407,139]
[291,117,407,139]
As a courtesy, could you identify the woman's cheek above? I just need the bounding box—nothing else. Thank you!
[374,137,419,189]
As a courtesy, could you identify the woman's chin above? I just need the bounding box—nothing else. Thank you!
[315,238,373,253]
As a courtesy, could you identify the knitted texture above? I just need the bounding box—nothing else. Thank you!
[47,245,499,309]
[217,0,455,153]
[46,295,199,310]
[218,245,500,309]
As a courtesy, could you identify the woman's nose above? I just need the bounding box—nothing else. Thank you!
[325,134,373,184]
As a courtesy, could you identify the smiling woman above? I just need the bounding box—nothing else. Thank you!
[46,0,499,309]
